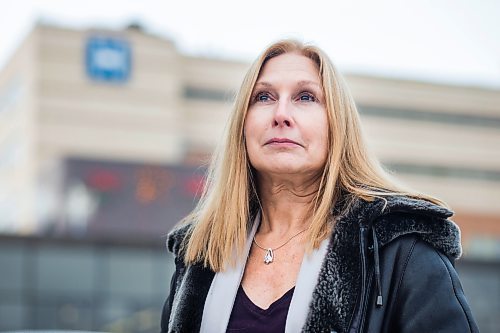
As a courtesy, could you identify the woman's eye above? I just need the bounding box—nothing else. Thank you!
[255,92,272,102]
[298,92,316,102]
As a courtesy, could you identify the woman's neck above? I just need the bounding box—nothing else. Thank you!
[256,173,320,237]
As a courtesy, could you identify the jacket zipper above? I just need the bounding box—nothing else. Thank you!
[348,226,370,333]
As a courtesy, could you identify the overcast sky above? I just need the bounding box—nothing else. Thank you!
[1,0,500,88]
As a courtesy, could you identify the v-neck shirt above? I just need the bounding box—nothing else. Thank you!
[226,285,295,332]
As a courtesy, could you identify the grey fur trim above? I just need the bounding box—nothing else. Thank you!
[303,209,362,332]
[168,263,215,332]
[373,196,461,259]
[374,214,462,259]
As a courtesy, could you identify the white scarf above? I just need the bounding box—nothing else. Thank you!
[200,212,330,333]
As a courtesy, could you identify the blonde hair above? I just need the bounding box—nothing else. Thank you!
[178,39,447,271]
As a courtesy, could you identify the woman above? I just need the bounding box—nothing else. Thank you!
[161,40,478,333]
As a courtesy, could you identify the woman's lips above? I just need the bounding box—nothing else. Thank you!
[264,138,303,147]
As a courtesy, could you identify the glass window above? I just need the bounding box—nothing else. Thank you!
[36,245,95,299]
[106,248,154,300]
[0,243,26,293]
[34,301,93,330]
[0,302,28,331]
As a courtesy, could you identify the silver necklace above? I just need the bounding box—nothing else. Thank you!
[252,228,308,264]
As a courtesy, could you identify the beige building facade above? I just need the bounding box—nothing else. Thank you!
[0,23,499,256]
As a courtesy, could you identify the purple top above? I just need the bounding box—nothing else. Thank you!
[226,285,295,332]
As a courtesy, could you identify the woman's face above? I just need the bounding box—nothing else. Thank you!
[244,52,329,179]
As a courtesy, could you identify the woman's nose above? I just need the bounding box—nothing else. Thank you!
[273,100,293,127]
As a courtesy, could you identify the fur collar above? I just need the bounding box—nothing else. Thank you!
[165,195,461,333]
[370,196,461,259]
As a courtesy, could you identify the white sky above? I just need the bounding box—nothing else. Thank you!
[1,0,500,88]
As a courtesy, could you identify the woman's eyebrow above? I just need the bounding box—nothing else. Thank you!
[254,81,273,88]
[296,80,321,88]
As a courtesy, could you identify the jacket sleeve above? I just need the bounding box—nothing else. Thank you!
[160,257,183,333]
[391,239,479,332]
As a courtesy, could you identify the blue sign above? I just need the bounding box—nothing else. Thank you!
[85,37,131,83]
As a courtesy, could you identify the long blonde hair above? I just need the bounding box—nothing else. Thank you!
[178,39,446,271]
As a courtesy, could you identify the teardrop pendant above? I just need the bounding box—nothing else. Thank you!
[264,248,274,264]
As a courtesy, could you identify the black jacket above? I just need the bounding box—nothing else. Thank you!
[161,196,479,332]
